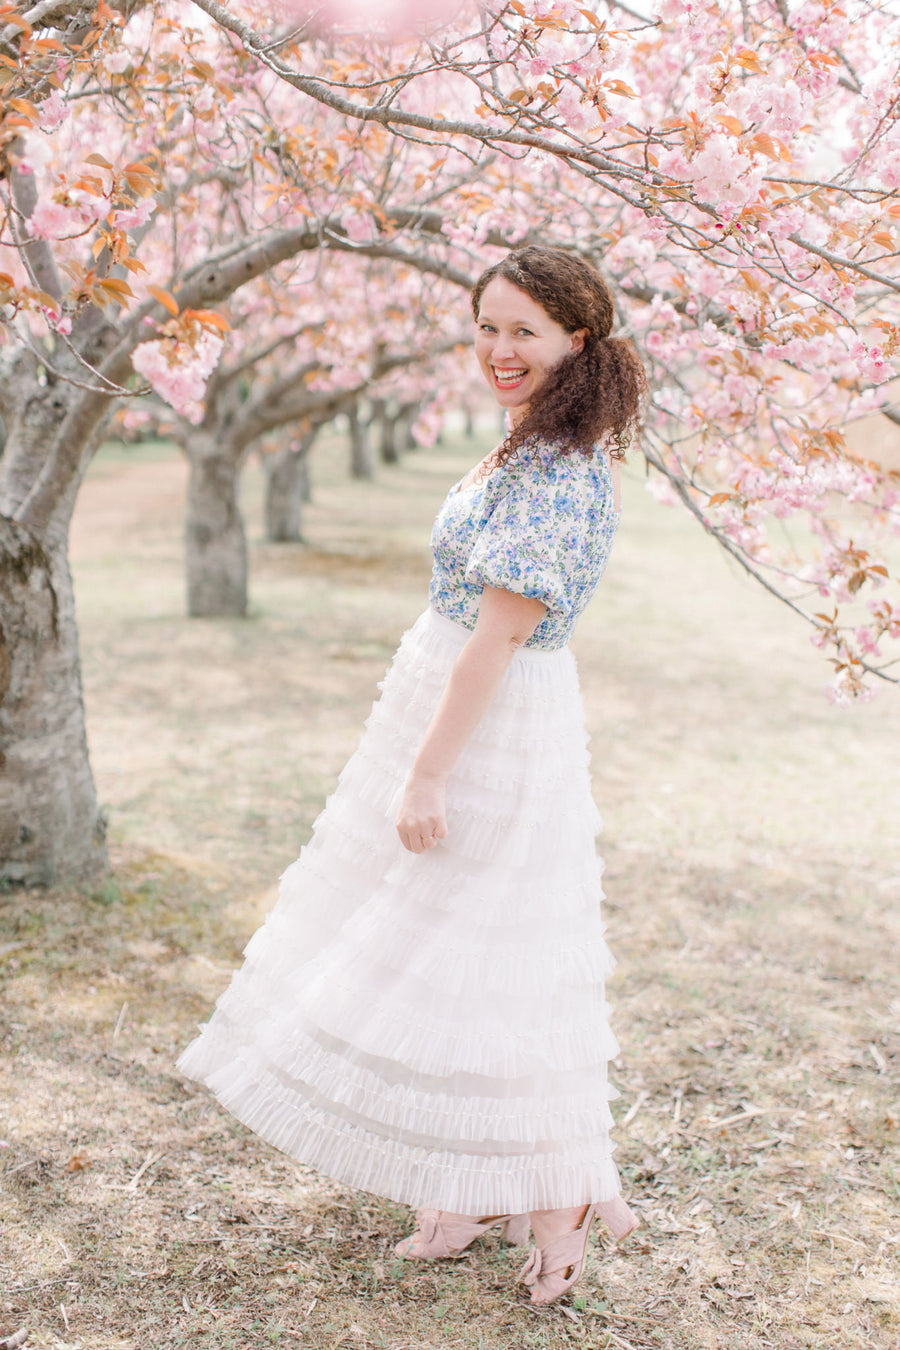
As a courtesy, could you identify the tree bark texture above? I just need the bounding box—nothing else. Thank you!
[403,406,420,450]
[184,435,249,617]
[376,401,400,465]
[347,404,374,480]
[0,519,107,885]
[262,438,313,542]
[0,340,115,886]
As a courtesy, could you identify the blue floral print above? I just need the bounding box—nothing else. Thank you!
[429,439,620,651]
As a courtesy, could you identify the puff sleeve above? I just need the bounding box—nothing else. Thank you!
[464,452,594,622]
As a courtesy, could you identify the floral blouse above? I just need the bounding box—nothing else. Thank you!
[429,438,620,651]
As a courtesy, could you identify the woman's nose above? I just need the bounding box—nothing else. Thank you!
[492,332,516,359]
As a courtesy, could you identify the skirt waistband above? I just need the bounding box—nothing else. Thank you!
[425,606,569,665]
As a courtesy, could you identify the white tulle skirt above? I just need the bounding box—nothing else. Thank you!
[177,607,627,1214]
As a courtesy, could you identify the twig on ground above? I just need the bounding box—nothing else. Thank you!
[112,1000,129,1041]
[868,1043,887,1074]
[695,1106,768,1132]
[4,1160,44,1177]
[0,1330,29,1350]
[621,1090,649,1128]
[125,1150,164,1191]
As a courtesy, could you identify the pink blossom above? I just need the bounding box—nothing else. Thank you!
[39,91,69,132]
[555,85,589,130]
[641,216,669,246]
[113,197,156,230]
[645,475,682,508]
[341,210,376,243]
[132,331,224,424]
[279,0,460,37]
[657,0,699,19]
[688,135,761,215]
[411,401,445,445]
[104,48,134,75]
[13,132,51,176]
[854,626,880,655]
[824,673,875,707]
[823,679,853,708]
[29,200,82,239]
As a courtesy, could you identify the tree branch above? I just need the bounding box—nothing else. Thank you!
[6,152,64,303]
[788,232,900,294]
[642,435,898,686]
[188,0,660,194]
[216,322,323,386]
[228,338,462,451]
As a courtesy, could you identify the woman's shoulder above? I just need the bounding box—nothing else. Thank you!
[505,438,612,490]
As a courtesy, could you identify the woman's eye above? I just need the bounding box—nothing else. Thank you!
[518,329,534,337]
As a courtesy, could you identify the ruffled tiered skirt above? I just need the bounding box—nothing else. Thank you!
[177,607,627,1214]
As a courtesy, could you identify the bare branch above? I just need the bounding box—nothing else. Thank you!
[188,0,660,197]
[642,436,897,686]
[217,322,324,385]
[788,233,900,294]
[228,337,462,450]
[5,151,64,303]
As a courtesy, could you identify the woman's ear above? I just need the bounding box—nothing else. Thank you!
[569,327,590,355]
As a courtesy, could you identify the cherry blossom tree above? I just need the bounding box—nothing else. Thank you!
[0,2,473,882]
[200,0,900,708]
[153,257,466,616]
[1,0,898,884]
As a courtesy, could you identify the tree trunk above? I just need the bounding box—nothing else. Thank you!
[347,404,374,479]
[375,400,400,465]
[262,431,316,542]
[0,337,115,887]
[0,519,107,885]
[403,408,420,450]
[184,436,248,617]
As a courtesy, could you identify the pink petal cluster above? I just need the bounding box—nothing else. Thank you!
[29,200,89,240]
[113,198,156,230]
[132,331,224,424]
[278,0,460,37]
[39,91,69,132]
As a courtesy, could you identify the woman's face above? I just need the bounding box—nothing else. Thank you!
[474,276,587,423]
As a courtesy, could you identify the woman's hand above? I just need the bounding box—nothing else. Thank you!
[396,589,546,856]
[396,772,448,854]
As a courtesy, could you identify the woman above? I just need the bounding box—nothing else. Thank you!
[178,245,646,1307]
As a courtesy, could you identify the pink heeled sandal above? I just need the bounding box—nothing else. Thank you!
[394,1208,531,1259]
[519,1197,639,1306]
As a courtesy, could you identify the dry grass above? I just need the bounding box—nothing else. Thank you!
[1,429,899,1350]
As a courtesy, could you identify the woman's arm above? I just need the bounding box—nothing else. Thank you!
[395,586,547,854]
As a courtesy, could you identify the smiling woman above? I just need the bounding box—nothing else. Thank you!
[178,245,648,1310]
[474,276,589,409]
[471,246,645,467]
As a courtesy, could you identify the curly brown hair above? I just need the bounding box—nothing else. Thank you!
[471,245,646,463]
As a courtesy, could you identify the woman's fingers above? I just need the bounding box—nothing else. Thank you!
[395,777,448,853]
[396,814,446,853]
